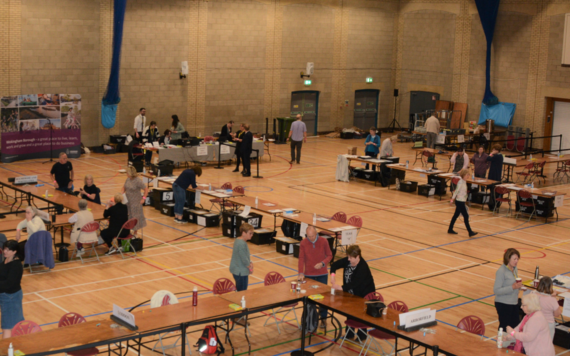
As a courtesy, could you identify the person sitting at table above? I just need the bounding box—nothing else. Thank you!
[142,120,160,165]
[79,175,101,205]
[229,223,254,291]
[533,277,562,339]
[15,207,47,242]
[494,248,522,331]
[487,144,504,210]
[102,194,130,256]
[448,168,477,237]
[51,152,74,194]
[68,199,97,257]
[505,293,555,356]
[364,127,380,171]
[471,146,489,191]
[450,147,469,173]
[172,166,202,224]
[379,136,393,158]
[330,245,375,340]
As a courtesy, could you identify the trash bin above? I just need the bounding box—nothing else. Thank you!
[276,117,295,144]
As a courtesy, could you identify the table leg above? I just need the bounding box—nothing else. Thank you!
[244,313,250,355]
[290,296,314,356]
[180,322,186,356]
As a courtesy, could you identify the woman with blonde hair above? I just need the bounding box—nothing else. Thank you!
[506,293,554,355]
[534,277,562,339]
[80,174,101,204]
[448,168,477,237]
[101,194,130,255]
[122,166,148,237]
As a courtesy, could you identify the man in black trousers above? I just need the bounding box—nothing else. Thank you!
[232,123,244,173]
[241,124,253,177]
[219,120,234,142]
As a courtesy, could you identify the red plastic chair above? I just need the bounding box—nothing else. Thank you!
[506,135,515,151]
[263,272,299,333]
[516,162,535,184]
[223,186,245,209]
[364,292,384,302]
[213,278,237,295]
[321,211,347,238]
[360,300,408,356]
[422,150,436,168]
[457,315,485,339]
[72,221,101,263]
[493,186,512,217]
[554,160,570,183]
[12,320,42,336]
[339,291,383,348]
[516,135,526,153]
[387,300,409,312]
[347,215,363,228]
[529,160,547,185]
[116,218,139,259]
[516,190,536,222]
[210,182,232,211]
[57,312,99,356]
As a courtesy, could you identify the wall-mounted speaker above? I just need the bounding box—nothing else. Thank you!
[394,89,399,97]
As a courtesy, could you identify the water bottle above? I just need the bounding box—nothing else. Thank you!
[472,173,474,181]
[199,132,201,138]
[534,266,540,280]
[8,343,13,356]
[255,197,258,206]
[531,182,534,189]
[45,189,49,198]
[313,213,316,225]
[143,166,146,173]
[192,286,198,306]
[241,296,246,309]
[406,160,409,169]
[497,327,503,348]
[209,183,212,191]
[530,154,533,160]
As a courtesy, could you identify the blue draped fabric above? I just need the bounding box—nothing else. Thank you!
[478,102,516,127]
[101,0,127,129]
[475,0,501,106]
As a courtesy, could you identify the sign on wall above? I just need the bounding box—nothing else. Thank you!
[1,94,82,163]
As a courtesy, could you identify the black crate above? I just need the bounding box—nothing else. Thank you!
[183,208,192,221]
[150,161,174,177]
[516,198,554,218]
[470,191,490,205]
[390,168,406,185]
[275,238,297,255]
[222,223,239,238]
[362,170,378,181]
[351,167,365,178]
[236,212,263,229]
[110,135,127,144]
[251,228,276,245]
[399,181,418,193]
[418,184,435,197]
[152,188,174,209]
[554,321,570,349]
[104,147,116,154]
[428,176,447,195]
[118,144,130,153]
[281,220,301,239]
[383,156,400,164]
[340,132,354,139]
[222,211,240,226]
[130,160,144,173]
[144,196,154,206]
[185,190,196,209]
[293,243,301,258]
[189,210,220,227]
[160,203,175,217]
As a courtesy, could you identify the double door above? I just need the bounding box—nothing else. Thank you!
[290,91,319,136]
[354,90,379,129]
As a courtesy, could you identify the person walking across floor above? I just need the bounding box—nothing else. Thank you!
[172,166,202,224]
[288,114,307,164]
[229,223,254,291]
[494,248,522,331]
[298,226,332,329]
[133,108,146,140]
[122,166,148,238]
[424,113,440,149]
[241,124,253,177]
[364,127,380,171]
[0,240,24,339]
[448,168,478,237]
[232,124,245,173]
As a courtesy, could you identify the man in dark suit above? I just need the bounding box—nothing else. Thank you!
[232,123,244,173]
[241,124,253,177]
[219,120,234,142]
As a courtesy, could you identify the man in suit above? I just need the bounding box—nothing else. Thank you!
[219,120,234,142]
[241,124,253,177]
[232,123,245,173]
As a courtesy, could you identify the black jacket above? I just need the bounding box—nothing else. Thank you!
[241,131,253,156]
[330,257,375,298]
[219,124,232,142]
[233,130,244,153]
[486,154,503,182]
[103,203,130,238]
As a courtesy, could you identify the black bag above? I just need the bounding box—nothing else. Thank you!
[304,303,319,334]
[281,220,300,239]
[365,301,387,317]
[131,238,144,252]
[58,246,69,262]
[195,325,224,355]
[17,240,27,261]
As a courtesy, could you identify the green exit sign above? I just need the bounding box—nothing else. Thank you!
[304,79,312,86]
[366,77,373,83]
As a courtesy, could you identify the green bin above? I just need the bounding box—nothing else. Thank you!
[276,117,295,144]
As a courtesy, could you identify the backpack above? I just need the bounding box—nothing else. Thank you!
[195,325,224,355]
[304,303,319,334]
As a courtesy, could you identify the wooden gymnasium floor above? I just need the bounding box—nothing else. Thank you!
[1,137,569,356]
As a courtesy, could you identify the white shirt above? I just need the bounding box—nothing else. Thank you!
[380,139,393,157]
[133,114,146,133]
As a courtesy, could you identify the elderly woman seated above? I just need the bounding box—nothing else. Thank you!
[16,207,47,242]
[68,199,97,257]
[101,194,130,256]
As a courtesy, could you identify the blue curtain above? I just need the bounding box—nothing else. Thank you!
[101,0,127,129]
[475,0,501,106]
[478,102,516,127]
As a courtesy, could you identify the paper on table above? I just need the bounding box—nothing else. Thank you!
[564,297,570,318]
[558,292,570,299]
[263,203,276,206]
[211,193,229,198]
[197,146,208,156]
[267,209,282,214]
[341,229,358,245]
[195,190,201,204]
[239,206,251,217]
[300,222,308,237]
[197,183,209,187]
[220,145,231,154]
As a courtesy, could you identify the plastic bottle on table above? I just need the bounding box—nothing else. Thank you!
[241,296,246,309]
[192,286,198,306]
[8,343,13,356]
[497,327,504,348]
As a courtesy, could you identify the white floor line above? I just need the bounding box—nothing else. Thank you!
[34,292,69,313]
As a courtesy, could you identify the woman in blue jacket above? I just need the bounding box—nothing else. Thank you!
[364,127,380,170]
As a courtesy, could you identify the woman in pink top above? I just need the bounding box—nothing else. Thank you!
[536,277,562,339]
[506,293,555,356]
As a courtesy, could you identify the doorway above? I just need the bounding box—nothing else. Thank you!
[354,90,379,129]
[290,91,319,136]
[543,97,570,152]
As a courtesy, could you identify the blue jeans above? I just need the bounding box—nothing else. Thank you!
[172,183,186,216]
[56,185,74,193]
[307,274,328,320]
[233,274,248,291]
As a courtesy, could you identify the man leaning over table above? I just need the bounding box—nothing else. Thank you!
[298,226,332,329]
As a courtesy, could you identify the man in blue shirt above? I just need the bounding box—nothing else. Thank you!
[172,166,202,223]
[288,114,307,164]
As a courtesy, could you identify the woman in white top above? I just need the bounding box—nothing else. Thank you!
[16,207,47,242]
[534,277,562,339]
[68,199,97,257]
[448,168,478,237]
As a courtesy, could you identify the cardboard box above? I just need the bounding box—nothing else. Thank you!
[348,146,357,155]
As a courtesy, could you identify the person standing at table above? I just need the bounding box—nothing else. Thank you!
[330,245,375,340]
[448,169,478,237]
[51,152,74,194]
[229,223,254,291]
[170,115,185,142]
[424,113,440,149]
[364,127,380,171]
[505,293,555,356]
[172,166,202,224]
[379,136,393,158]
[298,226,332,329]
[16,207,47,242]
[494,248,522,331]
[533,277,562,339]
[80,175,101,204]
[122,166,148,238]
[232,124,245,173]
[450,147,469,173]
[241,124,253,177]
[102,194,130,256]
[142,121,160,165]
[133,108,146,140]
[288,114,307,164]
[219,120,234,142]
[0,240,24,339]
[487,144,504,210]
[471,146,489,191]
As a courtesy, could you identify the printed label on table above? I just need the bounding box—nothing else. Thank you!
[436,134,445,144]
[113,304,136,327]
[457,135,464,143]
[563,298,570,318]
[197,146,208,156]
[197,216,206,226]
[341,229,357,245]
[555,195,564,208]
[221,145,230,155]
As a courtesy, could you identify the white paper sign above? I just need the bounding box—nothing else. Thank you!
[406,309,436,328]
[555,195,564,208]
[153,179,158,188]
[399,308,431,327]
[195,190,201,204]
[563,297,570,318]
[457,135,464,143]
[341,229,358,245]
[113,304,136,327]
[436,134,446,145]
[300,222,308,238]
[153,141,160,148]
[221,145,230,155]
[197,146,208,156]
[239,206,251,217]
[484,133,490,140]
[197,216,206,226]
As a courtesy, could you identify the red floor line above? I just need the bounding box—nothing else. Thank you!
[134,257,213,291]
